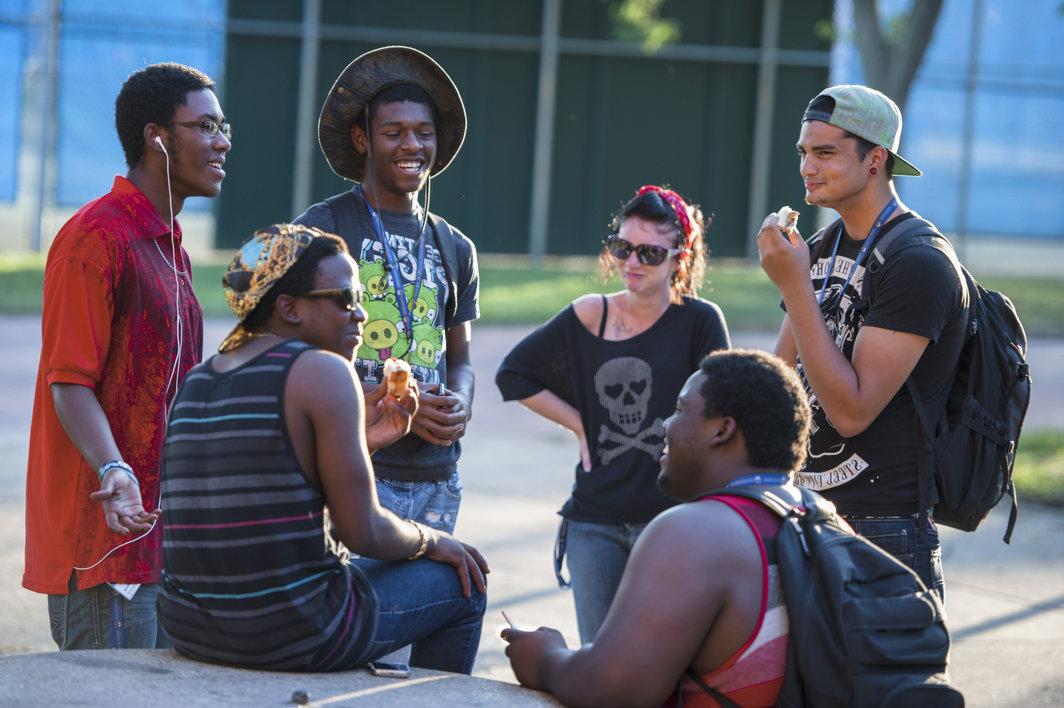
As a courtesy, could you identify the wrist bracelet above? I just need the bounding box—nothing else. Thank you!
[97,460,139,487]
[406,520,429,561]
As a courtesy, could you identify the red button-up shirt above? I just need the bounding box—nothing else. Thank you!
[24,176,203,593]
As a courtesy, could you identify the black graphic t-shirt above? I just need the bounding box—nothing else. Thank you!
[496,297,730,523]
[294,192,479,481]
[795,213,968,515]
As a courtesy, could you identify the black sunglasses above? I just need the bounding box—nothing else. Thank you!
[606,236,684,266]
[302,287,363,311]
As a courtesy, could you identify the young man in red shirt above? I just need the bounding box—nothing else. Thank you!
[23,63,232,649]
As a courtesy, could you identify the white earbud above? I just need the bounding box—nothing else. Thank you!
[154,136,167,154]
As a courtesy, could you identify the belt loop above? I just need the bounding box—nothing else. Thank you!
[553,518,570,588]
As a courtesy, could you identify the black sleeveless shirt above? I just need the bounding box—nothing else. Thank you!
[158,340,377,670]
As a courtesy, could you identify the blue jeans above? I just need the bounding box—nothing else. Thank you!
[373,470,463,667]
[563,519,648,644]
[376,470,463,534]
[844,515,945,600]
[47,573,171,650]
[352,556,486,674]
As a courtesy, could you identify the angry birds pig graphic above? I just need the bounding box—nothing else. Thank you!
[358,298,410,362]
[359,260,390,299]
[409,322,443,367]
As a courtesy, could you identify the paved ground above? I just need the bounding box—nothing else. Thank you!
[0,315,1062,705]
[0,650,564,706]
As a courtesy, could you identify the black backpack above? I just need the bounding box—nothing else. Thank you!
[864,218,1032,543]
[685,485,963,708]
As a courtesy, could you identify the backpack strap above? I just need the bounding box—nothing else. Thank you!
[703,485,822,558]
[427,212,460,324]
[864,216,945,298]
[870,215,943,263]
[681,668,741,708]
[325,190,363,240]
[864,215,949,540]
[704,485,801,519]
[327,191,461,325]
[907,379,935,540]
[681,486,803,708]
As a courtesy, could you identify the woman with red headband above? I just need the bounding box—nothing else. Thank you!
[495,186,731,642]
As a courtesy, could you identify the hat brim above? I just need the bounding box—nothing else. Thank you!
[318,46,466,182]
[889,151,921,177]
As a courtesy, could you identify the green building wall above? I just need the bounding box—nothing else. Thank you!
[218,0,831,258]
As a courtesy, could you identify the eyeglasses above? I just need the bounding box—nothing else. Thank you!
[606,236,684,266]
[170,119,232,140]
[302,287,363,311]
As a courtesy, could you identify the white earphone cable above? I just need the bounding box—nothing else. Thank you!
[161,141,184,402]
[73,136,180,572]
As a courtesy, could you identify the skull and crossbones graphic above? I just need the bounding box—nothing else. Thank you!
[593,357,665,466]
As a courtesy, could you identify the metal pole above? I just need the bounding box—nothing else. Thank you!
[30,0,61,252]
[745,0,782,259]
[955,0,983,263]
[291,0,321,216]
[527,0,561,263]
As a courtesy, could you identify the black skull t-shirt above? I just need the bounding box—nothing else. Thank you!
[496,297,730,523]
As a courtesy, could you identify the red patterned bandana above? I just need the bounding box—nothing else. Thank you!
[636,184,694,252]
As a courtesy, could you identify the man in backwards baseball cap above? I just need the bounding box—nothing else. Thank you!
[800,84,921,176]
[755,84,970,599]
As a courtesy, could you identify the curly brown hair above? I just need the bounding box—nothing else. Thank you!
[598,188,711,304]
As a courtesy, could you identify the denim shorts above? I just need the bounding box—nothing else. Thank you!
[375,469,463,533]
[47,573,170,650]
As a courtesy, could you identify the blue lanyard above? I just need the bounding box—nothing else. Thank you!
[358,185,427,356]
[816,197,898,310]
[727,473,792,488]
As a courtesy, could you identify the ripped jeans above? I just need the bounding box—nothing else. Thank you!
[375,470,463,534]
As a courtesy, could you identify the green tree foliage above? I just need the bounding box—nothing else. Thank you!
[851,0,945,111]
[606,0,680,52]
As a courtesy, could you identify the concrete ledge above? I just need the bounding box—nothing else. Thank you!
[0,649,562,706]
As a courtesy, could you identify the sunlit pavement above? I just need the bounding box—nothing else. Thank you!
[1,316,1061,706]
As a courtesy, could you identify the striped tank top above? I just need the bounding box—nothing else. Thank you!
[667,495,789,707]
[157,340,377,671]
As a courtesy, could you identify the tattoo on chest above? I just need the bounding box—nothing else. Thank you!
[609,317,635,337]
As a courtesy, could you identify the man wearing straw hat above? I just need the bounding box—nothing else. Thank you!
[295,46,478,541]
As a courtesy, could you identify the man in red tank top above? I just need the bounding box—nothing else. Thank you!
[503,350,811,707]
